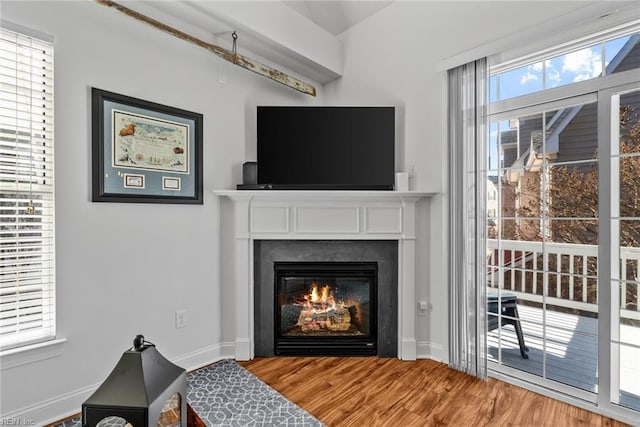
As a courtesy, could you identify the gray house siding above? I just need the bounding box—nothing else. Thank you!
[613,38,640,74]
[556,91,640,165]
[555,102,598,164]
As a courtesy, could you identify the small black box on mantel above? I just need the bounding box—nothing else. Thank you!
[242,161,257,185]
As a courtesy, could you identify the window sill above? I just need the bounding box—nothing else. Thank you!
[0,338,67,371]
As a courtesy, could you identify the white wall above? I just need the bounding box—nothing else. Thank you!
[0,1,321,422]
[0,0,624,423]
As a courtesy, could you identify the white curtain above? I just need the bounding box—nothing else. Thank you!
[448,58,488,378]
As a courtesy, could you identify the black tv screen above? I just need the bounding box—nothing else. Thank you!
[257,106,395,190]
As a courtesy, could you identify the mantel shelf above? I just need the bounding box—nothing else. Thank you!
[213,190,437,200]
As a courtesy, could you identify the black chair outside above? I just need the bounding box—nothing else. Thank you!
[487,289,529,359]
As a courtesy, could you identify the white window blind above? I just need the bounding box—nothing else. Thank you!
[0,26,55,350]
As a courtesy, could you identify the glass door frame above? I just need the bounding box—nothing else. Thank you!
[486,93,599,405]
[486,70,640,424]
[598,82,640,415]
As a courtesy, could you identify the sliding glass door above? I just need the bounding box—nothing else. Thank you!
[487,98,600,398]
[484,28,640,420]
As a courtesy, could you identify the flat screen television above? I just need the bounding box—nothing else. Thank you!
[255,106,395,190]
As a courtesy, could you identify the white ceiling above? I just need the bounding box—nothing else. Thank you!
[282,1,394,35]
[112,1,636,89]
[122,0,360,84]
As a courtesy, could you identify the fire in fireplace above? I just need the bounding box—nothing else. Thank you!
[274,262,377,355]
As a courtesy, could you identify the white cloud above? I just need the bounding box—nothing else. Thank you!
[573,73,594,83]
[520,71,538,85]
[562,48,602,82]
[547,68,561,86]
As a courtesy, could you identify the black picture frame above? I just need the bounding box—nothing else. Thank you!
[91,88,203,204]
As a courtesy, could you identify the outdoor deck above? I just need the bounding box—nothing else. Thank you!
[488,304,640,410]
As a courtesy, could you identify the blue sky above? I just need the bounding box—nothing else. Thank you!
[490,35,632,103]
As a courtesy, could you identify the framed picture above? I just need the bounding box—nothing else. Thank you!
[91,88,203,204]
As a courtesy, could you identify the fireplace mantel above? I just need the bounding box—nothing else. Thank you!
[214,190,435,361]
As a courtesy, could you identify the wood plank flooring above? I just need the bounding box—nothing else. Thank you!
[241,357,628,427]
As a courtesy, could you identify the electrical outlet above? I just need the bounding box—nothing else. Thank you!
[175,310,188,329]
[417,301,428,316]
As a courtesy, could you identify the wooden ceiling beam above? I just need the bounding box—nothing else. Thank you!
[94,0,317,97]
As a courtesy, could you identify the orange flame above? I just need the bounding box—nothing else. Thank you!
[295,283,358,332]
[303,283,335,308]
[310,285,319,302]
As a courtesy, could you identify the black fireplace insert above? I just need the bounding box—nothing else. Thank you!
[274,262,377,355]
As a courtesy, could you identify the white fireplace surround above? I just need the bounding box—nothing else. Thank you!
[214,190,435,361]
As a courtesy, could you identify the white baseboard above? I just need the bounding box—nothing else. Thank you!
[3,382,99,427]
[6,342,235,426]
[173,341,235,372]
[0,338,67,371]
[416,341,444,361]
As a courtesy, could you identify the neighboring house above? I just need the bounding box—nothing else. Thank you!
[487,177,499,238]
[500,35,640,242]
[487,176,498,218]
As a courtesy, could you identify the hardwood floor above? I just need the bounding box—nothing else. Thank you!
[241,357,628,426]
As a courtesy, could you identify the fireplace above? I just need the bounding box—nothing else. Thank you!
[215,190,432,360]
[275,262,377,355]
[254,240,397,357]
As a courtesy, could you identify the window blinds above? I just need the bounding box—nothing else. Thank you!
[448,58,488,379]
[0,27,55,350]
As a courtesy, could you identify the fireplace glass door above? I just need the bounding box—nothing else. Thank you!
[274,262,377,355]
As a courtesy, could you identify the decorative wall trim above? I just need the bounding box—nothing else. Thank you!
[365,207,403,234]
[0,338,67,371]
[252,206,289,233]
[294,206,360,234]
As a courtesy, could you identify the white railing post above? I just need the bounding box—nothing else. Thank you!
[510,249,515,291]
[486,239,639,320]
[583,256,588,303]
[622,258,627,312]
[521,251,526,293]
[533,250,538,295]
[556,252,561,299]
[569,253,575,301]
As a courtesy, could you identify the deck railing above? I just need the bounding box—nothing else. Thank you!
[487,239,640,320]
